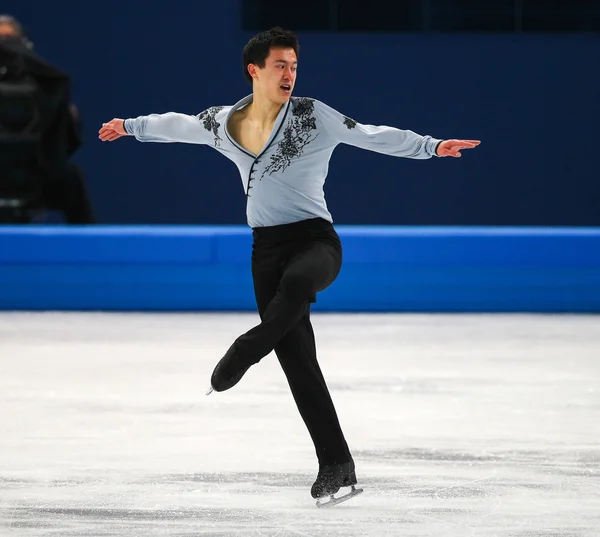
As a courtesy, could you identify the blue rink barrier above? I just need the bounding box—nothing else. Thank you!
[1,226,599,313]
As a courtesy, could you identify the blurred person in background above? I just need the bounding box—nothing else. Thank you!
[0,14,94,223]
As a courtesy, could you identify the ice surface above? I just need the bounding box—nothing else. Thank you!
[1,312,599,536]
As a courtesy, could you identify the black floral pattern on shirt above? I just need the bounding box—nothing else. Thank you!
[343,116,357,129]
[197,106,224,146]
[261,98,318,178]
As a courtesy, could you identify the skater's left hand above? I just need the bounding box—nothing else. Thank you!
[436,139,481,158]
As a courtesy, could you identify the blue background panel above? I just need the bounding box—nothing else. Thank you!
[3,1,599,227]
[1,226,598,313]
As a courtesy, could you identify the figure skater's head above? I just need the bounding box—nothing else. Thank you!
[243,27,299,104]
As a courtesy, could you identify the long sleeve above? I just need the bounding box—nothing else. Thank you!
[124,106,224,144]
[315,100,442,159]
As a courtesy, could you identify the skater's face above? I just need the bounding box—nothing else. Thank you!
[249,47,297,104]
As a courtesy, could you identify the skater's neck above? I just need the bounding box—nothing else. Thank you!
[247,92,284,128]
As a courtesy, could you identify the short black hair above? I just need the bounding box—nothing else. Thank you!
[242,27,299,86]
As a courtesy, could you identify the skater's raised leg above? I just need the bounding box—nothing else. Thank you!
[210,219,342,392]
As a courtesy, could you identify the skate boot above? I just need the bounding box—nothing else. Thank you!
[311,460,363,507]
[206,344,252,394]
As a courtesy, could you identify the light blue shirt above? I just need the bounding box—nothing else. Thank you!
[124,95,442,228]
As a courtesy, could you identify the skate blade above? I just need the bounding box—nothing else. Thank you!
[315,486,363,508]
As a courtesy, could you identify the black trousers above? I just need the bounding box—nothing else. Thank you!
[230,217,352,466]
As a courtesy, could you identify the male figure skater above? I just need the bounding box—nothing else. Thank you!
[99,27,480,504]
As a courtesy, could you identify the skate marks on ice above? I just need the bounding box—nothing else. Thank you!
[1,312,600,536]
[1,471,378,537]
[354,444,599,536]
[2,449,598,537]
[0,470,483,536]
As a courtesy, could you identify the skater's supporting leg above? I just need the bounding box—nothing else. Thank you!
[249,222,352,466]
[274,310,352,466]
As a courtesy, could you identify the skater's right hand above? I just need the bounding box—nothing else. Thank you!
[99,118,128,142]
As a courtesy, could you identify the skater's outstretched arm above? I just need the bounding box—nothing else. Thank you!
[315,100,480,159]
[98,107,223,145]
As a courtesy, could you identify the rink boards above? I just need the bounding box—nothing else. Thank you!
[0,226,599,312]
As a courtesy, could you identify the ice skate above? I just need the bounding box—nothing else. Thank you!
[311,460,363,507]
[206,345,252,395]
